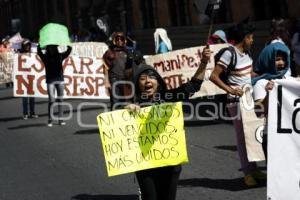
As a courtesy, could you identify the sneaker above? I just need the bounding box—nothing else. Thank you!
[252,170,267,180]
[48,120,53,127]
[30,114,39,118]
[244,174,257,187]
[23,115,28,120]
[59,120,66,126]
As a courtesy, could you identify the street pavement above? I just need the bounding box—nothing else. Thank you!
[0,85,266,200]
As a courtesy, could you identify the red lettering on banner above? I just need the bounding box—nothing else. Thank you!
[195,49,202,60]
[96,60,104,74]
[64,75,72,96]
[153,51,203,72]
[36,75,47,95]
[81,77,94,95]
[94,77,105,96]
[63,57,78,73]
[72,76,84,96]
[79,57,93,74]
[62,75,105,97]
[163,74,185,89]
[153,61,165,72]
[33,54,45,72]
[16,74,34,95]
[18,54,31,72]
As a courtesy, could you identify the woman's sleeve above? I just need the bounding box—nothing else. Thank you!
[37,45,45,60]
[61,46,72,59]
[164,78,203,102]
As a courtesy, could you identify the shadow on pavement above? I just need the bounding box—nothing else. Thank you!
[74,129,99,135]
[35,100,48,105]
[71,194,139,200]
[0,114,48,122]
[214,145,237,152]
[0,105,103,122]
[0,96,15,101]
[178,178,266,191]
[8,123,46,130]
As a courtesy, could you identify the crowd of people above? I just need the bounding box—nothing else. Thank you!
[1,17,300,200]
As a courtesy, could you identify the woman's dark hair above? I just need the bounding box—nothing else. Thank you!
[267,18,291,47]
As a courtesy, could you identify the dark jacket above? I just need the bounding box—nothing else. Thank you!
[133,64,203,104]
[38,46,72,83]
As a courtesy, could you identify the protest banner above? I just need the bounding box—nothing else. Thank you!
[97,102,188,176]
[14,44,227,99]
[145,44,227,97]
[0,52,14,84]
[267,78,300,200]
[71,42,108,58]
[239,84,265,161]
[13,53,109,99]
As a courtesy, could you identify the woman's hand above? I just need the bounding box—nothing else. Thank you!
[265,80,274,91]
[201,46,212,64]
[104,81,111,96]
[125,104,140,112]
[229,87,244,97]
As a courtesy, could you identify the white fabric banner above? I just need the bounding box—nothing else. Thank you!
[145,44,227,97]
[240,84,265,161]
[0,52,14,84]
[13,44,227,99]
[267,78,300,200]
[13,53,109,99]
[70,42,108,58]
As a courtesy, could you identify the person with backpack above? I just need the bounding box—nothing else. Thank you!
[210,22,266,187]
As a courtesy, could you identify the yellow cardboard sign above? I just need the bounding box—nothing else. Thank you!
[97,102,188,176]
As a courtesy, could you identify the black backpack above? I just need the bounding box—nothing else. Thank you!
[214,46,237,82]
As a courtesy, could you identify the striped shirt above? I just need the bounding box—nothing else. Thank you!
[217,46,252,87]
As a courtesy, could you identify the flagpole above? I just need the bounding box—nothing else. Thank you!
[206,0,222,47]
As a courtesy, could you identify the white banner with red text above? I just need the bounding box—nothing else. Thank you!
[13,53,109,99]
[145,44,227,97]
[0,52,14,84]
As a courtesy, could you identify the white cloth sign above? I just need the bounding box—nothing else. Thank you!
[13,53,109,99]
[267,78,300,200]
[0,52,14,84]
[70,42,108,58]
[240,84,265,161]
[145,44,227,97]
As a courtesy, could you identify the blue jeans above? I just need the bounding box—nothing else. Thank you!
[22,97,35,115]
[47,82,64,121]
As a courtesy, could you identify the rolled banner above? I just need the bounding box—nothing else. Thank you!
[39,23,71,48]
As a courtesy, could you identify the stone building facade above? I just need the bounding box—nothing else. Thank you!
[0,0,299,40]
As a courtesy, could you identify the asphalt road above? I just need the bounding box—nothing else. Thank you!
[0,86,266,200]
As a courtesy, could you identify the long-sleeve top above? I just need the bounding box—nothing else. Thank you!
[37,46,72,83]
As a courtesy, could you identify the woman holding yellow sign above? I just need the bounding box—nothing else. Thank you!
[125,47,211,200]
